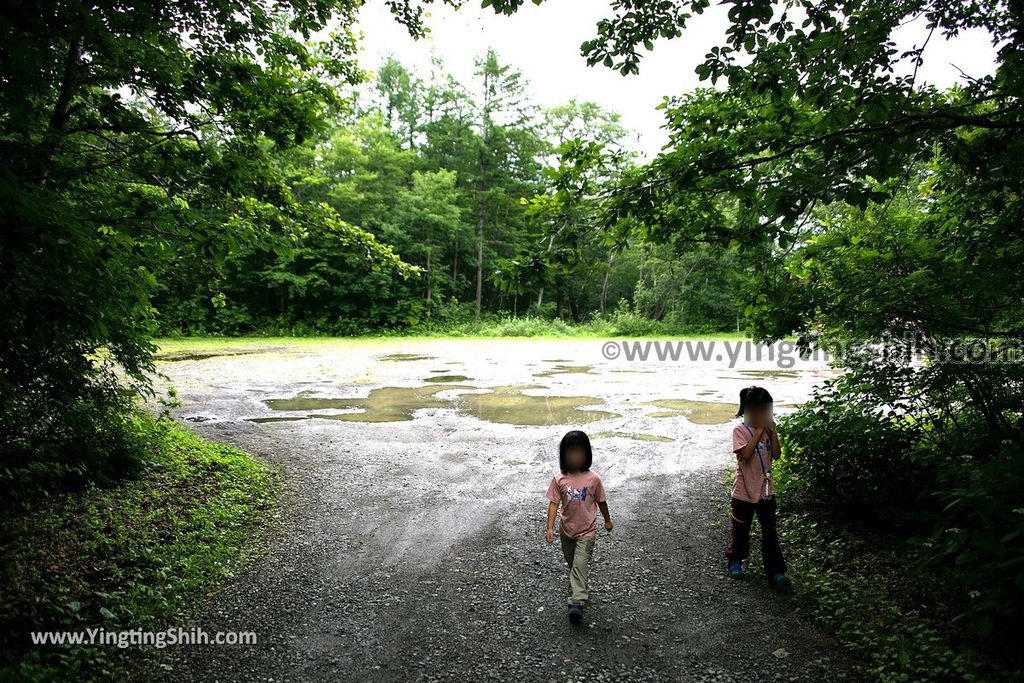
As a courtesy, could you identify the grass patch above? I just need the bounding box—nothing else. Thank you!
[153,315,757,345]
[0,415,279,681]
[777,508,1019,682]
[151,328,757,358]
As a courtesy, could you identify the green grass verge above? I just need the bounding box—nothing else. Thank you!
[778,510,1016,682]
[150,330,759,357]
[0,416,279,682]
[152,315,758,346]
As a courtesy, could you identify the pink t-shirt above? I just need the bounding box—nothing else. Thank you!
[545,470,607,539]
[731,420,775,503]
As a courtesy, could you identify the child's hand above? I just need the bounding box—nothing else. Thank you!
[604,518,613,532]
[545,527,554,544]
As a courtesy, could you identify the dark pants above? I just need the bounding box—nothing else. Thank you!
[725,496,787,577]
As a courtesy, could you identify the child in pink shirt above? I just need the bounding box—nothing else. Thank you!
[545,430,613,624]
[725,385,790,588]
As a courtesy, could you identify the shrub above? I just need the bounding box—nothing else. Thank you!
[913,440,1024,640]
[606,299,662,336]
[777,385,922,525]
[777,363,1024,668]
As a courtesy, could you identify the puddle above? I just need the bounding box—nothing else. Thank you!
[264,390,357,411]
[646,399,738,425]
[424,375,472,383]
[380,353,434,362]
[263,383,614,426]
[265,385,473,422]
[593,431,675,443]
[533,364,596,378]
[456,386,617,426]
[247,416,311,424]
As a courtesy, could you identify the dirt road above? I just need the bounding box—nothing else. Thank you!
[142,338,857,682]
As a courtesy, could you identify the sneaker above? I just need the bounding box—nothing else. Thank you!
[770,572,791,589]
[728,561,744,579]
[568,603,584,624]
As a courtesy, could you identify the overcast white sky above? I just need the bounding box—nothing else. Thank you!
[353,1,999,159]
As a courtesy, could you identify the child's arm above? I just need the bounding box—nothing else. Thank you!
[735,426,765,461]
[597,501,613,531]
[545,501,558,543]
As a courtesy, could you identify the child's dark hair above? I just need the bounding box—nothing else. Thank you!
[559,430,593,472]
[736,385,773,417]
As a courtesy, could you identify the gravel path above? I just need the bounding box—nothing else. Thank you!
[140,339,859,682]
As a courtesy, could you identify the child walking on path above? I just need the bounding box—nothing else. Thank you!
[725,386,791,589]
[545,430,613,624]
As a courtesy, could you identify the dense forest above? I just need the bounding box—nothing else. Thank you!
[150,52,744,336]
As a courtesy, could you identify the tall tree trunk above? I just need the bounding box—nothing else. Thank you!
[555,275,564,320]
[452,237,459,295]
[474,193,484,319]
[600,254,613,315]
[40,36,83,177]
[50,37,82,133]
[425,250,432,305]
[473,62,494,321]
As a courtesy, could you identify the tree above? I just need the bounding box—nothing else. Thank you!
[374,56,424,148]
[486,0,1023,405]
[497,100,636,318]
[391,170,463,305]
[467,49,544,318]
[483,0,1020,259]
[0,0,455,492]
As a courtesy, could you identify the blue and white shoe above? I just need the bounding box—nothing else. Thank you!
[728,561,744,579]
[770,572,791,589]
